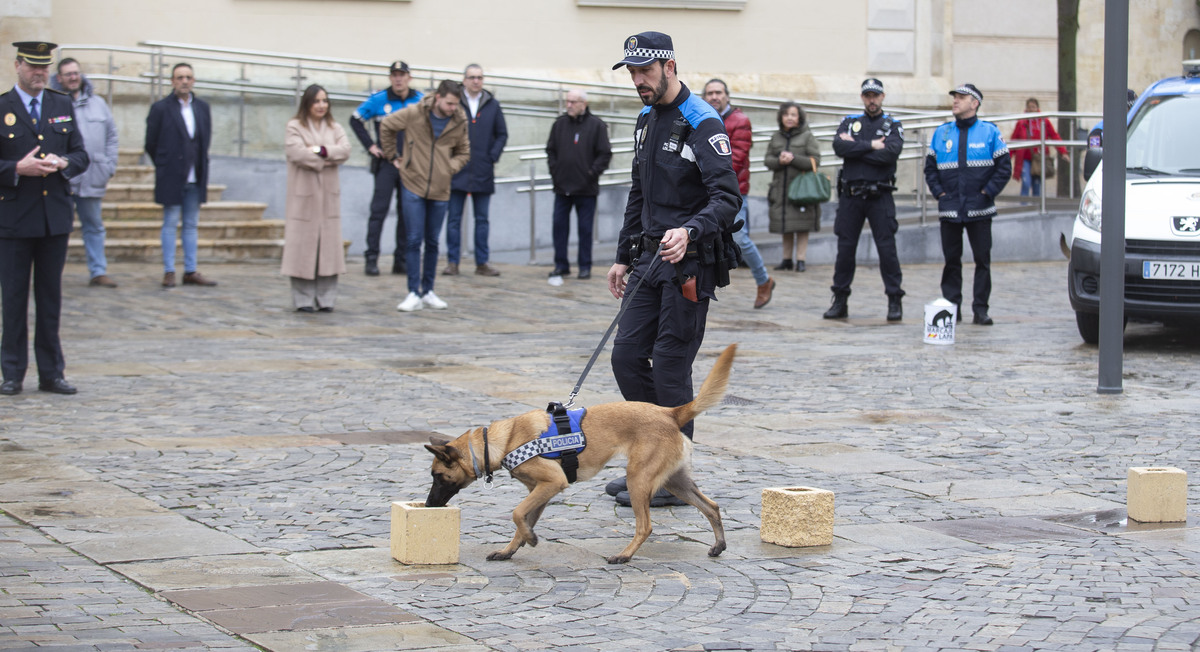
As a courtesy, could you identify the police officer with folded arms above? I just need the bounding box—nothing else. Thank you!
[825,78,906,322]
[605,31,741,507]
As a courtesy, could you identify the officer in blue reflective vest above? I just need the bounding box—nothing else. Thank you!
[349,60,422,276]
[924,83,1011,326]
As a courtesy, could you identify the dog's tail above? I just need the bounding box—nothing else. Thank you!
[671,343,737,427]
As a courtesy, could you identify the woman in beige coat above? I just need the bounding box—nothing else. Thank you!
[764,102,821,272]
[282,84,351,311]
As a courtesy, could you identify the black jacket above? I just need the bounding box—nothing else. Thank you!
[545,108,612,196]
[0,88,89,238]
[144,92,211,206]
[832,111,903,183]
[451,89,507,194]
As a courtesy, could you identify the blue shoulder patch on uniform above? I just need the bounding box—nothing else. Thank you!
[679,93,719,128]
[639,105,652,117]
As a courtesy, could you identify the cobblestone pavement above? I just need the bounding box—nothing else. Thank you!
[3,256,1200,651]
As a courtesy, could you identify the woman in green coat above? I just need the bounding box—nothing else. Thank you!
[764,102,821,272]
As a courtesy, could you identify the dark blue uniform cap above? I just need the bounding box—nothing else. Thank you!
[861,78,885,94]
[950,83,984,104]
[12,41,56,66]
[613,32,674,70]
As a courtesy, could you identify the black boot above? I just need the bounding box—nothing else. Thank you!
[364,256,380,276]
[887,295,902,321]
[823,292,849,319]
[775,259,793,271]
[391,256,406,275]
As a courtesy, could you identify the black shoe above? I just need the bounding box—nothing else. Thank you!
[391,260,405,275]
[956,304,963,323]
[0,379,21,395]
[549,268,569,277]
[775,259,793,271]
[887,295,902,322]
[795,260,806,272]
[38,378,77,395]
[318,306,334,312]
[973,311,994,326]
[614,489,688,507]
[823,293,848,319]
[605,477,627,497]
[577,269,591,280]
[365,257,380,276]
[296,306,315,313]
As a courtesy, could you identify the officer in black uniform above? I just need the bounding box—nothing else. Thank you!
[825,78,905,321]
[0,42,89,396]
[607,31,739,470]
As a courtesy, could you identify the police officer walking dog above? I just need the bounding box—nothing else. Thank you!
[0,42,89,396]
[825,78,905,321]
[924,84,1010,325]
[605,31,741,507]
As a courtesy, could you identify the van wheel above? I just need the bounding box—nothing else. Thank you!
[1076,311,1100,344]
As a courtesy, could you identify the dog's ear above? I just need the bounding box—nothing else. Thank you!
[428,434,452,447]
[424,444,460,466]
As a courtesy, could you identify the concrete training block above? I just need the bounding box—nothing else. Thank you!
[1127,467,1188,523]
[390,501,460,564]
[760,486,834,547]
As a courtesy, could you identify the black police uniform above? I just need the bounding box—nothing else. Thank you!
[0,85,89,387]
[830,110,905,301]
[611,83,740,439]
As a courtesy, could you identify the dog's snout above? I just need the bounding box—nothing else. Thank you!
[425,477,461,508]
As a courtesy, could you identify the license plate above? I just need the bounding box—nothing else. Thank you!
[1142,261,1200,280]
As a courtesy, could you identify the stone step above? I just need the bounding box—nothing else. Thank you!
[103,201,268,222]
[111,166,155,184]
[117,149,143,167]
[81,219,285,240]
[104,184,225,203]
[67,238,285,263]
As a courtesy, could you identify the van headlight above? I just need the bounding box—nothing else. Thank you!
[1077,188,1102,232]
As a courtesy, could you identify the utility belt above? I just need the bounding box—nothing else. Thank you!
[636,234,698,261]
[837,171,898,200]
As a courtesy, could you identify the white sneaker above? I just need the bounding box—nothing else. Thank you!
[397,292,424,312]
[421,291,448,309]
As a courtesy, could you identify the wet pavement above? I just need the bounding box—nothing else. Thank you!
[3,252,1200,651]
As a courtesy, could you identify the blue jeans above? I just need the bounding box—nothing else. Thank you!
[446,190,491,266]
[401,187,448,296]
[551,194,596,272]
[732,195,768,285]
[161,183,201,273]
[72,196,106,278]
[1020,160,1041,197]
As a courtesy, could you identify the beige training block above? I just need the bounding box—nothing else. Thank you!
[760,486,834,547]
[1127,467,1188,523]
[390,501,460,564]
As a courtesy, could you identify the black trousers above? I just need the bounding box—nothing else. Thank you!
[940,219,992,313]
[551,194,597,272]
[611,266,709,440]
[830,193,904,297]
[365,163,406,260]
[0,233,68,383]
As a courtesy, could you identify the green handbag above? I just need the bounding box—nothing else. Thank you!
[787,157,831,206]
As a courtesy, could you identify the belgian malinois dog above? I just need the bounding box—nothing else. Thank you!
[424,343,736,564]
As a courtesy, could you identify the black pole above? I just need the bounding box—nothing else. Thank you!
[1097,0,1128,394]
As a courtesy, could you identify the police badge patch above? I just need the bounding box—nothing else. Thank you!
[709,133,732,156]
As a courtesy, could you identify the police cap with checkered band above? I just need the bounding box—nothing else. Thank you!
[612,31,674,70]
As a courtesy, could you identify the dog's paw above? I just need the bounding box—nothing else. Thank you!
[707,542,726,557]
[606,554,631,565]
[527,532,538,547]
[486,550,514,561]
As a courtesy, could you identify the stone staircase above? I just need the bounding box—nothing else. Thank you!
[68,150,284,263]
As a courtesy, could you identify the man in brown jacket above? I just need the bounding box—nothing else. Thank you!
[380,80,470,312]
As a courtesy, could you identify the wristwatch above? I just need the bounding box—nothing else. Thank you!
[685,226,698,241]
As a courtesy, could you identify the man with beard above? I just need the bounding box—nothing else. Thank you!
[825,78,905,322]
[604,31,740,507]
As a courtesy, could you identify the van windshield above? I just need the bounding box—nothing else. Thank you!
[1127,94,1200,176]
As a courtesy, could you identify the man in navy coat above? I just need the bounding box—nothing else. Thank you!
[144,62,217,288]
[0,42,89,396]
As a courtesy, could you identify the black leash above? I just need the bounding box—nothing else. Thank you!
[564,246,662,408]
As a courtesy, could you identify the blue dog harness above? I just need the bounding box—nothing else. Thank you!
[501,402,587,482]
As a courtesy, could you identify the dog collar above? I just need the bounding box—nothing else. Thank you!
[468,427,494,486]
